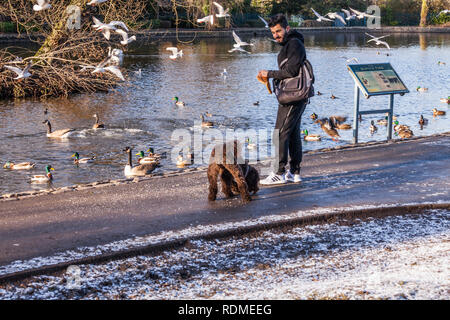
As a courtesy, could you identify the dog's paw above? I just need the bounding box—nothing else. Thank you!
[242,195,252,203]
[208,194,217,201]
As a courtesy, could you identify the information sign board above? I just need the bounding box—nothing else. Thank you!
[347,63,409,97]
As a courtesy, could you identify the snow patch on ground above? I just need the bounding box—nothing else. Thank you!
[0,202,445,276]
[0,209,448,300]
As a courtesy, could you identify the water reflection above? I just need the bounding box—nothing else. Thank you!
[0,32,449,194]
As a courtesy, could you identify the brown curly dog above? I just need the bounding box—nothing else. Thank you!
[207,140,259,204]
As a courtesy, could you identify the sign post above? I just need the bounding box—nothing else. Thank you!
[347,63,409,144]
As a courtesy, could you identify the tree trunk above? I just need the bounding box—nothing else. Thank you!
[420,0,428,27]
[35,1,93,57]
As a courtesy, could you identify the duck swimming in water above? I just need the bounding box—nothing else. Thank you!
[30,165,54,183]
[3,161,35,170]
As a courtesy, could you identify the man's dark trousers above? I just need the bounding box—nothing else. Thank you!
[274,99,308,175]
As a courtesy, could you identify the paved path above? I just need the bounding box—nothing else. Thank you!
[0,134,449,266]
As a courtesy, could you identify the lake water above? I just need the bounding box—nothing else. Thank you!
[0,31,449,194]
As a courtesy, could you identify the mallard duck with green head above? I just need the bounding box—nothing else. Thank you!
[440,97,449,104]
[246,138,257,149]
[416,86,428,92]
[3,161,36,170]
[72,152,95,164]
[172,96,186,107]
[124,147,156,176]
[302,129,321,141]
[136,150,160,165]
[30,165,54,183]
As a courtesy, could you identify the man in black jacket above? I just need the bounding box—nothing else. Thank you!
[258,13,309,185]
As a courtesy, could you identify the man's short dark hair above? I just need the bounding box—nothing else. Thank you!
[268,13,288,28]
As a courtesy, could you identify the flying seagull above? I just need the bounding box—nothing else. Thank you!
[166,47,183,59]
[87,0,108,5]
[115,29,136,45]
[341,9,357,21]
[213,2,230,18]
[326,12,347,25]
[228,47,250,54]
[91,65,125,81]
[232,31,254,47]
[33,0,51,11]
[197,15,214,24]
[366,33,391,50]
[349,7,380,19]
[258,16,269,28]
[92,17,129,40]
[311,8,333,22]
[4,62,32,80]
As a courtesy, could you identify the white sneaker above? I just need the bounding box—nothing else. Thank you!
[285,171,302,183]
[260,172,287,185]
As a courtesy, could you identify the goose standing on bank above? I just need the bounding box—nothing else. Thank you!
[43,120,75,138]
[123,147,156,176]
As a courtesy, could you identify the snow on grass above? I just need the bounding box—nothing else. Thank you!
[0,202,444,276]
[0,209,448,300]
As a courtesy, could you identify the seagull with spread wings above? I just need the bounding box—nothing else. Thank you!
[232,31,253,47]
[197,15,214,24]
[33,0,51,11]
[213,2,230,18]
[311,8,333,22]
[87,0,108,5]
[115,29,136,45]
[326,12,347,25]
[92,17,129,40]
[91,65,125,81]
[228,47,250,54]
[166,47,183,59]
[366,33,391,50]
[349,7,380,19]
[229,31,253,53]
[341,9,357,21]
[4,62,32,80]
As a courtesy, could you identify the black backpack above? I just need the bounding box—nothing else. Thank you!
[273,58,315,105]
